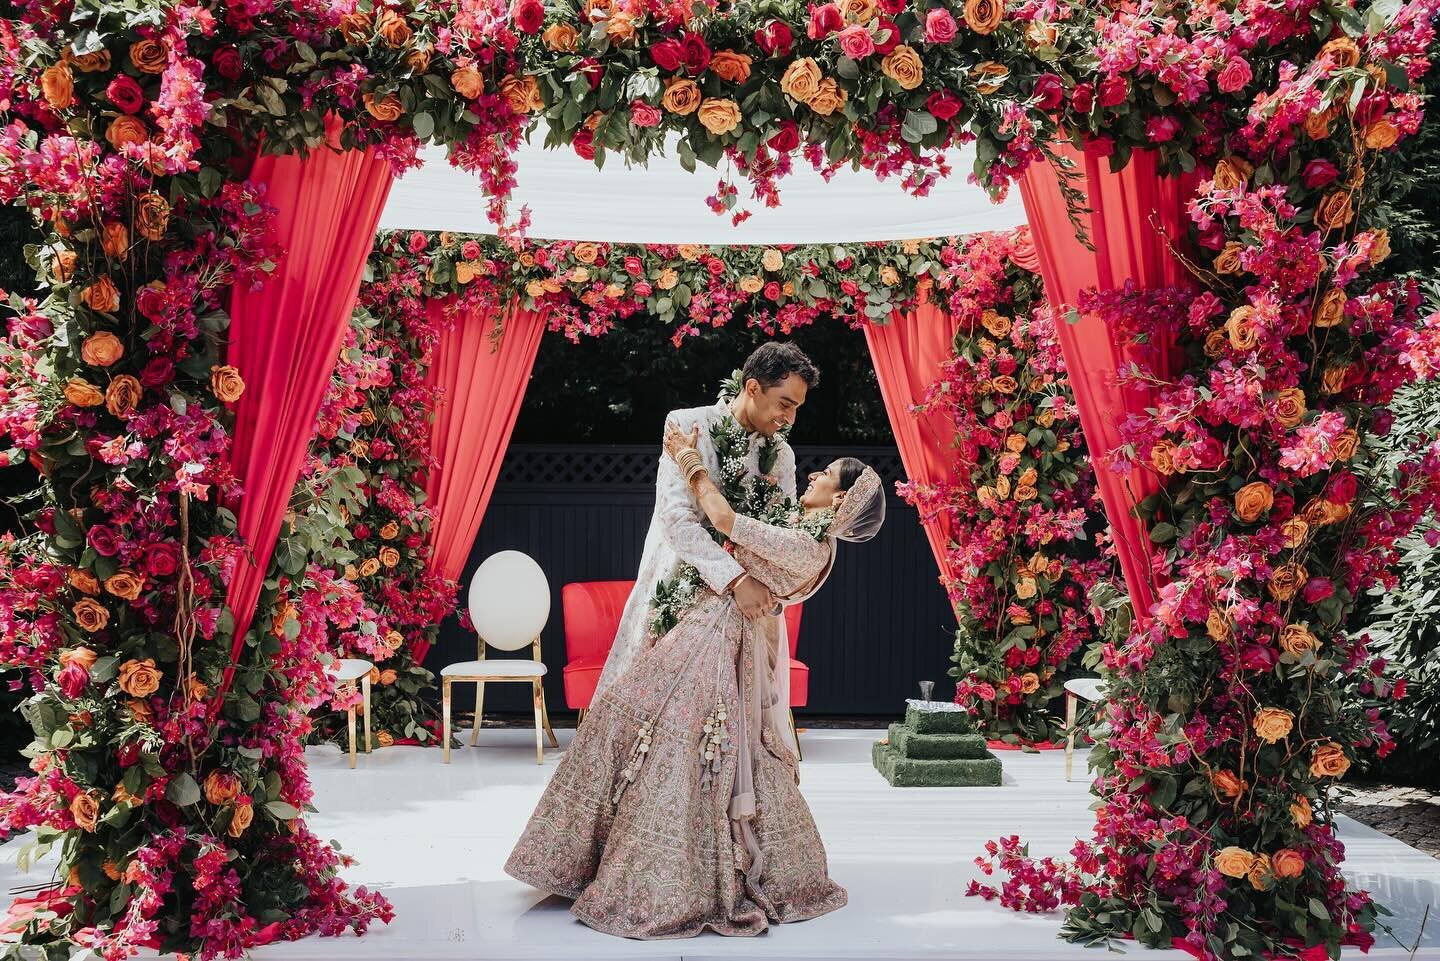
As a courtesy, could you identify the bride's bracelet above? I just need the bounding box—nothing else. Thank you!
[675,448,706,484]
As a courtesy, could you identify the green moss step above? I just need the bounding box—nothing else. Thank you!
[886,723,990,760]
[904,701,976,735]
[871,741,1003,787]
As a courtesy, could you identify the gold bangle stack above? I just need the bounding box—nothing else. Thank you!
[675,448,707,485]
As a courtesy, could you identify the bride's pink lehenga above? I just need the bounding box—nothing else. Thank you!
[504,513,846,938]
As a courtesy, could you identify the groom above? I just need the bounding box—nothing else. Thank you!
[592,343,820,698]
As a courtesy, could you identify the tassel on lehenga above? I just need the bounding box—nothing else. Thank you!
[612,717,654,805]
[700,694,729,790]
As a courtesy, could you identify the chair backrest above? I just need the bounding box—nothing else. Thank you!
[469,551,551,656]
[785,603,804,657]
[562,581,636,662]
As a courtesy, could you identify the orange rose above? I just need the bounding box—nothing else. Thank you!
[187,675,209,701]
[64,378,105,408]
[1014,576,1038,599]
[1206,607,1232,642]
[73,598,110,632]
[1268,563,1308,601]
[606,13,638,44]
[70,791,101,832]
[1234,481,1273,523]
[210,365,245,403]
[102,860,123,881]
[1363,120,1400,150]
[1252,707,1294,744]
[135,192,171,241]
[1320,37,1362,69]
[991,375,1018,394]
[1212,157,1253,191]
[1151,439,1178,476]
[376,730,396,747]
[1213,242,1245,275]
[657,268,679,290]
[1214,846,1255,879]
[1211,769,1246,800]
[379,546,401,568]
[1204,328,1228,358]
[963,0,1005,34]
[1290,795,1313,828]
[1271,848,1305,879]
[780,58,822,102]
[1315,191,1354,231]
[1273,387,1306,429]
[543,23,579,51]
[1025,20,1057,49]
[117,658,162,697]
[384,630,405,651]
[510,75,545,113]
[65,46,112,72]
[1019,672,1040,695]
[104,569,144,600]
[982,310,1012,338]
[376,9,412,47]
[379,521,400,540]
[1018,467,1038,487]
[1247,853,1273,891]
[1321,364,1350,396]
[106,114,148,150]
[129,39,167,74]
[99,222,130,260]
[882,45,924,89]
[1004,432,1027,453]
[81,275,121,314]
[1368,229,1391,265]
[1014,484,1038,502]
[1314,287,1347,328]
[61,647,99,672]
[661,77,702,115]
[105,374,143,418]
[711,51,753,84]
[1226,306,1260,350]
[204,770,242,805]
[40,64,74,109]
[51,248,77,283]
[972,61,1009,94]
[1304,108,1336,140]
[69,569,101,595]
[1332,429,1360,461]
[739,275,764,293]
[359,558,381,577]
[806,78,846,116]
[339,11,373,42]
[128,698,154,722]
[1310,742,1350,779]
[380,668,399,685]
[880,265,900,286]
[228,797,254,837]
[677,244,702,261]
[572,242,599,265]
[994,476,1011,499]
[405,46,432,72]
[363,93,403,122]
[840,0,877,21]
[1279,518,1310,550]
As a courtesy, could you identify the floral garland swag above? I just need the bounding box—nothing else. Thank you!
[900,230,1111,745]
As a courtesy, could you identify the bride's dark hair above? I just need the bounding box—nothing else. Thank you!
[836,457,869,492]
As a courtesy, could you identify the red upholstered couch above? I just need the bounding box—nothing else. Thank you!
[561,580,807,711]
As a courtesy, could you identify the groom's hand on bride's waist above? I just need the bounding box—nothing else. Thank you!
[729,573,775,619]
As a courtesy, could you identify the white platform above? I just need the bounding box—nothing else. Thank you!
[2,729,1436,960]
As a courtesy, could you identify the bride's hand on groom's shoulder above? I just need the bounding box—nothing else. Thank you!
[663,420,701,461]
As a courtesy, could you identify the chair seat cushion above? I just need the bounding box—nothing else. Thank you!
[442,660,547,678]
[563,656,606,710]
[328,658,373,682]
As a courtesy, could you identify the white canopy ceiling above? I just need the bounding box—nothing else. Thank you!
[380,139,1026,244]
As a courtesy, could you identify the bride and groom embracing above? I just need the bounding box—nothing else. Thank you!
[504,342,886,939]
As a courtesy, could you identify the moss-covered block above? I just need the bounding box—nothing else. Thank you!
[904,702,976,735]
[886,723,989,760]
[871,741,1003,787]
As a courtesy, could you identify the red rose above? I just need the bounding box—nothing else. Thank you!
[874,18,900,53]
[1302,577,1335,605]
[635,281,653,296]
[1303,159,1340,188]
[706,257,725,276]
[1239,644,1278,671]
[213,46,243,81]
[573,128,596,160]
[462,240,482,259]
[1098,75,1129,108]
[140,357,175,387]
[512,0,545,34]
[841,280,860,296]
[835,256,854,270]
[576,57,603,90]
[107,75,145,114]
[1270,493,1295,521]
[926,90,963,121]
[650,38,684,71]
[763,281,782,301]
[624,255,644,276]
[409,231,429,254]
[1071,82,1094,113]
[754,21,794,57]
[135,284,166,321]
[145,542,180,577]
[1090,135,1116,156]
[353,524,371,539]
[88,525,119,557]
[879,0,905,12]
[768,120,800,152]
[1326,470,1357,504]
[630,101,662,127]
[1033,72,1065,110]
[808,2,843,39]
[1147,115,1182,143]
[681,33,711,74]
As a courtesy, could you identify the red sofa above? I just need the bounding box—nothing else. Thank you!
[562,580,807,711]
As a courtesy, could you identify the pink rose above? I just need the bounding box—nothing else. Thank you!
[841,280,860,297]
[763,281,782,300]
[838,24,875,59]
[1216,56,1253,93]
[1146,115,1182,143]
[107,75,145,113]
[768,120,800,152]
[755,20,794,56]
[927,90,963,121]
[975,683,997,702]
[88,525,119,557]
[408,231,428,254]
[511,0,544,34]
[59,662,90,699]
[1033,73,1065,110]
[808,2,843,39]
[1098,75,1129,108]
[461,240,482,260]
[624,255,644,276]
[681,33,712,74]
[634,281,653,296]
[630,101,662,127]
[1303,159,1340,188]
[1239,644,1278,671]
[650,39,684,71]
[924,8,958,44]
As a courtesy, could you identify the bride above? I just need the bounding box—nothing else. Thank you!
[504,423,885,939]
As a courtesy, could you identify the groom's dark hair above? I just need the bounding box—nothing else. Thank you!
[742,342,819,392]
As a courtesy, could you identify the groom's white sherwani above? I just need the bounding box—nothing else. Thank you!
[593,400,797,698]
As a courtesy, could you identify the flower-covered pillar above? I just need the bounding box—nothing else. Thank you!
[1019,143,1197,622]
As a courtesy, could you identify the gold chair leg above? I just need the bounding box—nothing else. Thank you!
[577,708,586,727]
[532,680,545,764]
[471,680,485,746]
[348,703,357,770]
[1065,691,1077,782]
[790,709,803,761]
[539,684,558,747]
[362,675,372,753]
[443,678,452,764]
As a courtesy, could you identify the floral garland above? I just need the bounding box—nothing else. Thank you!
[899,229,1112,745]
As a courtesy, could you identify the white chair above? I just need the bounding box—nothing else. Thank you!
[1063,676,1106,782]
[327,658,374,768]
[443,551,558,764]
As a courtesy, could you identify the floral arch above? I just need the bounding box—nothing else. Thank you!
[2,0,1440,958]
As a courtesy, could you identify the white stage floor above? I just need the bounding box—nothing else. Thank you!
[3,728,1437,960]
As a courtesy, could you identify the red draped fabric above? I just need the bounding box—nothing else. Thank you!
[414,299,546,663]
[1019,141,1196,622]
[864,287,963,589]
[221,148,394,686]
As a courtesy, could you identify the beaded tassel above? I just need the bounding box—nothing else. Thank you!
[612,718,653,806]
[699,695,728,790]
